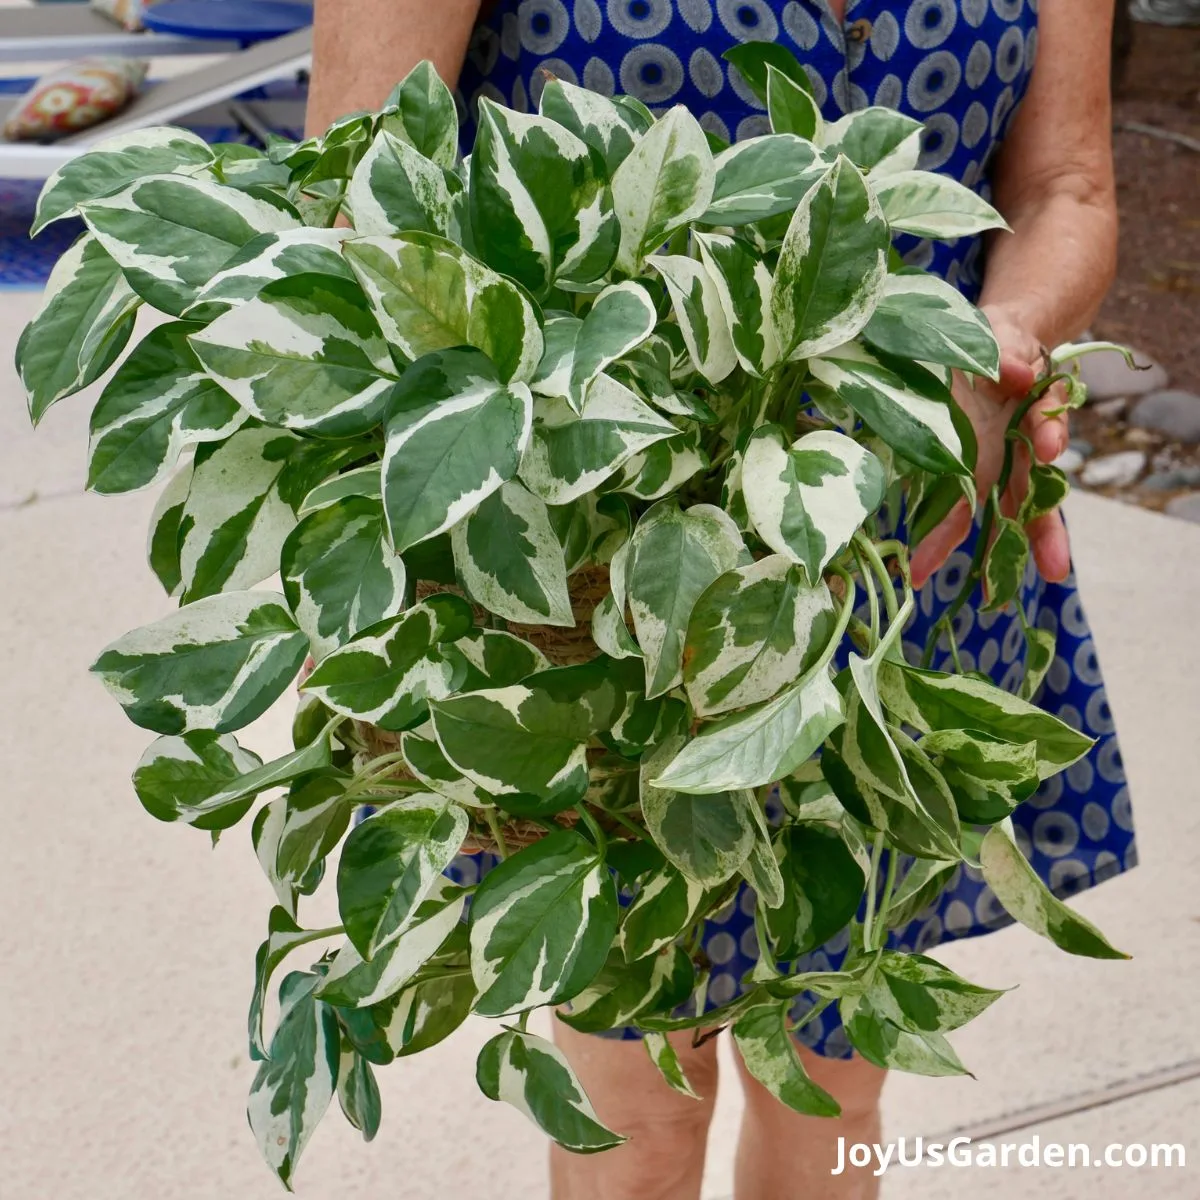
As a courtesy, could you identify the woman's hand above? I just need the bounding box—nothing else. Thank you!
[909,305,1073,590]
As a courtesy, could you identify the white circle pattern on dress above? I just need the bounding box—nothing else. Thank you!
[520,0,572,54]
[679,0,714,33]
[906,0,958,50]
[870,10,902,59]
[606,0,672,39]
[718,0,779,42]
[690,46,726,97]
[782,0,820,50]
[619,42,685,103]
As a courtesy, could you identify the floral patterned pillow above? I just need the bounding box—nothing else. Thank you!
[90,0,147,32]
[2,58,148,142]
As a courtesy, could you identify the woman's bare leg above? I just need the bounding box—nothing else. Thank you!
[550,1021,720,1200]
[733,1042,887,1200]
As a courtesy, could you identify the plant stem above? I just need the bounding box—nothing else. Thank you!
[577,805,607,854]
[861,832,885,949]
[874,848,900,952]
[788,997,832,1037]
[483,808,509,860]
[854,533,899,624]
[819,567,858,674]
[853,544,880,651]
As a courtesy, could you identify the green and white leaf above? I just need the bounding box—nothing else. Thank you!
[296,463,381,517]
[146,461,191,595]
[189,274,398,437]
[302,595,474,730]
[383,346,534,552]
[539,76,643,176]
[431,665,619,813]
[865,951,1006,1035]
[862,271,1001,380]
[742,426,886,584]
[399,732,494,807]
[643,1032,702,1099]
[979,825,1128,959]
[177,425,301,602]
[318,878,468,1007]
[477,1028,626,1152]
[733,1001,841,1116]
[468,829,619,1016]
[702,134,822,226]
[87,322,246,494]
[16,234,139,423]
[877,661,1094,779]
[641,737,758,886]
[560,943,693,1032]
[282,495,406,659]
[338,804,470,957]
[807,342,968,475]
[32,125,215,234]
[469,99,619,294]
[873,170,1008,240]
[90,589,307,735]
[694,230,780,375]
[843,997,970,1076]
[770,156,889,360]
[647,252,737,385]
[620,863,707,962]
[380,59,459,167]
[246,972,340,1190]
[132,728,263,829]
[626,501,746,697]
[519,375,677,505]
[820,107,924,173]
[612,105,715,273]
[567,281,657,410]
[655,667,844,793]
[344,231,543,383]
[348,129,457,237]
[766,64,823,141]
[80,173,299,316]
[684,555,836,717]
[451,481,572,626]
[336,1045,382,1142]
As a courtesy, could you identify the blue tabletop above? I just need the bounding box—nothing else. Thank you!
[142,1,313,43]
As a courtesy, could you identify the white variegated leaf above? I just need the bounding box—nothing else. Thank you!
[567,281,657,410]
[862,271,1001,380]
[733,1002,841,1116]
[90,590,308,735]
[820,107,924,173]
[694,230,780,375]
[301,594,474,730]
[808,343,968,476]
[379,60,459,167]
[400,732,495,807]
[344,231,543,384]
[87,322,246,495]
[382,347,534,552]
[654,667,844,793]
[348,128,458,237]
[702,134,823,226]
[177,425,301,602]
[318,878,468,1006]
[296,464,382,517]
[540,76,643,176]
[146,460,191,596]
[612,105,715,274]
[770,157,889,361]
[16,233,139,423]
[873,170,1008,240]
[766,64,823,141]
[684,555,837,717]
[643,1032,702,1099]
[189,274,398,437]
[626,502,747,698]
[620,864,707,962]
[647,253,737,385]
[640,737,758,886]
[470,99,619,294]
[451,480,573,626]
[477,1027,626,1151]
[80,173,300,316]
[530,314,583,399]
[609,426,708,501]
[33,125,215,234]
[132,728,264,828]
[742,426,886,584]
[518,375,677,505]
[468,830,619,1016]
[282,495,408,659]
[591,592,642,660]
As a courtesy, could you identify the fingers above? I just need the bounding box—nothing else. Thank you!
[910,498,974,590]
[1022,384,1069,465]
[1028,508,1071,583]
[996,349,1037,400]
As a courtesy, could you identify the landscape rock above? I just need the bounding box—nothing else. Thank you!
[1093,397,1129,421]
[1053,448,1086,475]
[1075,347,1167,401]
[1141,466,1200,492]
[1165,492,1200,524]
[1080,450,1147,488]
[1129,389,1200,444]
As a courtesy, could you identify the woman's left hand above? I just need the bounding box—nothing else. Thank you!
[909,304,1073,590]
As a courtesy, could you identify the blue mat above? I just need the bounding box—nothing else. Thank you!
[1,81,305,289]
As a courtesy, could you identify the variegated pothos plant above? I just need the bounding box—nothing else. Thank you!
[16,44,1128,1188]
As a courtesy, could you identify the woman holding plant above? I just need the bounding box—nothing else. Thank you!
[305,2,1133,1198]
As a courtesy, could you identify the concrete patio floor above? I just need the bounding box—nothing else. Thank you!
[2,291,1198,1199]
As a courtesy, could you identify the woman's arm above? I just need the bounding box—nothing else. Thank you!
[912,0,1118,588]
[980,0,1118,349]
[305,0,482,136]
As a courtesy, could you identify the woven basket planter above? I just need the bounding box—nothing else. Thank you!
[354,564,620,853]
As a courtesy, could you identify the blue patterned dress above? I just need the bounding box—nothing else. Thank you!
[447,0,1137,1058]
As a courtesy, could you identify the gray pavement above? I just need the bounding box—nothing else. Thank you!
[3,289,1198,1198]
